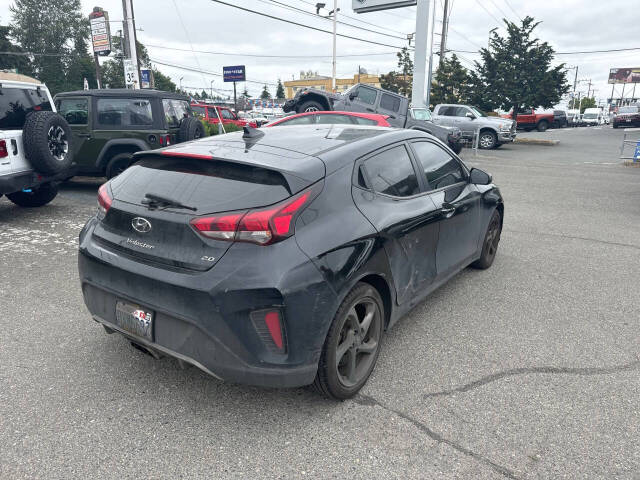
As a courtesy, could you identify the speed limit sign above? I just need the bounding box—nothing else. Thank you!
[123,59,139,88]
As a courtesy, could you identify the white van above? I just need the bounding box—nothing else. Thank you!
[582,108,603,126]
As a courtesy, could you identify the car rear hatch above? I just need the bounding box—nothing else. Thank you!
[91,146,325,272]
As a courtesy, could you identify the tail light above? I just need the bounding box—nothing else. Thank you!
[0,140,7,158]
[190,183,321,245]
[158,134,171,146]
[97,184,112,219]
[251,309,286,354]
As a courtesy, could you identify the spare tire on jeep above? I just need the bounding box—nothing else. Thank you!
[178,117,205,142]
[23,111,73,175]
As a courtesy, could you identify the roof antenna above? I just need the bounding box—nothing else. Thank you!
[242,125,264,140]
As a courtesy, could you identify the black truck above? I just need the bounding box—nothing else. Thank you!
[283,83,463,153]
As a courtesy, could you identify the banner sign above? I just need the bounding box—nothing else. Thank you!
[140,69,152,89]
[608,68,640,84]
[89,8,112,56]
[223,65,246,82]
[352,0,416,13]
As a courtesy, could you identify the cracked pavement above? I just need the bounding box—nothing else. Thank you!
[1,127,639,479]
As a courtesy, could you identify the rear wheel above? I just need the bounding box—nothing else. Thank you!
[298,100,323,113]
[105,152,134,179]
[471,210,502,269]
[6,183,58,207]
[537,120,548,132]
[313,283,384,400]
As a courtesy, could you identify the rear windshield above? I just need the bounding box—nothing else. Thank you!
[163,99,192,127]
[111,156,292,213]
[618,106,639,114]
[0,87,52,129]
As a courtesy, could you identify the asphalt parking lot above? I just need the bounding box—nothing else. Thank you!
[1,126,639,479]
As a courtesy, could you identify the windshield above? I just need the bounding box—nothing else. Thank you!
[343,84,357,97]
[469,106,488,117]
[618,106,639,114]
[0,87,52,129]
[410,108,432,121]
[583,113,598,119]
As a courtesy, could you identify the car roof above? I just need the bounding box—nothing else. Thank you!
[54,89,189,100]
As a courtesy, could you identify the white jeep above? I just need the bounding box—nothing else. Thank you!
[0,73,73,207]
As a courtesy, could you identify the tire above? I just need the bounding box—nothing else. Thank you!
[450,143,463,155]
[537,121,548,132]
[478,130,497,150]
[23,111,73,175]
[612,124,618,129]
[297,100,324,113]
[178,117,205,143]
[105,152,135,179]
[6,182,58,207]
[471,209,502,270]
[313,283,384,400]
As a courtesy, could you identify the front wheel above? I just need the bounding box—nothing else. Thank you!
[313,283,384,400]
[297,100,324,113]
[537,121,548,132]
[471,209,502,270]
[6,182,58,207]
[478,131,497,149]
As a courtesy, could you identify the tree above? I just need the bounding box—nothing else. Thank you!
[467,16,569,115]
[9,0,92,94]
[200,90,208,100]
[276,79,285,99]
[241,87,250,98]
[430,54,469,106]
[575,97,596,113]
[260,85,271,100]
[0,25,34,75]
[380,46,413,97]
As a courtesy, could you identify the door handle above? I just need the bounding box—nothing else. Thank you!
[77,133,91,138]
[366,108,374,112]
[388,115,396,119]
[441,205,456,218]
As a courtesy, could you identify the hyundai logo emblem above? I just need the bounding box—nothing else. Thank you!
[131,217,152,233]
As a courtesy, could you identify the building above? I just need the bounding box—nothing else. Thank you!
[284,72,381,99]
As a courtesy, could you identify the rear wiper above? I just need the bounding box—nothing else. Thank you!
[142,193,197,211]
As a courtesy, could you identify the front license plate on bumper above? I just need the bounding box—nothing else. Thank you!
[115,301,154,341]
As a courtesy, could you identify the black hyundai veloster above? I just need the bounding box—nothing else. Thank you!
[78,124,503,399]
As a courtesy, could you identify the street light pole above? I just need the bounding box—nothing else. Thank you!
[179,76,184,92]
[210,80,214,100]
[411,0,431,107]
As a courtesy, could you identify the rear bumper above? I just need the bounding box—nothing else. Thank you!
[0,170,65,195]
[78,224,337,388]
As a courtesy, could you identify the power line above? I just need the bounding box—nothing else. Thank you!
[171,0,208,88]
[472,0,501,26]
[150,58,278,86]
[502,0,523,21]
[555,46,640,55]
[145,44,397,58]
[261,0,408,40]
[486,0,512,23]
[209,0,408,49]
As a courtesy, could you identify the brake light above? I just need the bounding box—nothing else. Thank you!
[0,140,7,158]
[158,134,171,146]
[190,185,319,245]
[97,184,112,218]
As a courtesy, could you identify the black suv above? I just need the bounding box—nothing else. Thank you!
[552,110,568,128]
[54,89,204,178]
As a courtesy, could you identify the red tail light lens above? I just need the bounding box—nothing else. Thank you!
[190,184,320,245]
[0,140,7,158]
[158,134,171,146]
[250,309,286,353]
[97,184,112,218]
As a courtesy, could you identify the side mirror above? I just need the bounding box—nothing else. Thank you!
[469,168,492,185]
[349,91,357,100]
[465,112,475,120]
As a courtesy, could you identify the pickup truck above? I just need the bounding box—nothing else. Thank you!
[432,104,516,149]
[500,109,554,132]
[283,84,464,153]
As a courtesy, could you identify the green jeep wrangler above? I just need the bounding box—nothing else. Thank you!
[54,89,204,178]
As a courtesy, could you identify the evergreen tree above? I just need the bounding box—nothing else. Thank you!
[200,90,208,100]
[380,47,413,97]
[430,54,469,106]
[276,79,285,99]
[467,16,568,115]
[260,85,271,99]
[241,87,250,98]
[0,25,34,76]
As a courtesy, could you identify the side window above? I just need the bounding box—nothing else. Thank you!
[355,86,377,105]
[411,141,466,190]
[57,98,88,125]
[454,107,470,117]
[206,107,218,120]
[352,116,378,126]
[279,115,315,125]
[191,105,205,117]
[221,109,233,120]
[316,114,354,124]
[363,145,420,197]
[380,93,400,113]
[97,98,153,127]
[163,99,190,127]
[439,106,455,116]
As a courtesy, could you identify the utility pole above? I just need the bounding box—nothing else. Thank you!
[586,79,593,98]
[122,0,140,89]
[438,0,449,69]
[571,66,578,109]
[412,0,432,107]
[332,0,337,92]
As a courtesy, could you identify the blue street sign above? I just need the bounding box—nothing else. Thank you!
[223,65,246,82]
[634,141,640,162]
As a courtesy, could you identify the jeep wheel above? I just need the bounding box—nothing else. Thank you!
[479,131,497,149]
[298,100,323,113]
[178,117,205,143]
[6,183,58,207]
[105,153,133,179]
[23,111,73,175]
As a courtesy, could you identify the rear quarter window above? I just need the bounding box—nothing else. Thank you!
[0,87,52,129]
[380,94,400,112]
[163,99,192,127]
[97,98,153,127]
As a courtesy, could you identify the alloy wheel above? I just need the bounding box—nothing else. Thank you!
[47,125,68,161]
[479,133,495,149]
[335,297,382,387]
[485,215,501,258]
[304,106,319,112]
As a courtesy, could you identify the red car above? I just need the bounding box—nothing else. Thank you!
[266,111,391,127]
[191,103,256,127]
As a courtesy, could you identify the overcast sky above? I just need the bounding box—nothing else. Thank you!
[1,0,638,105]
